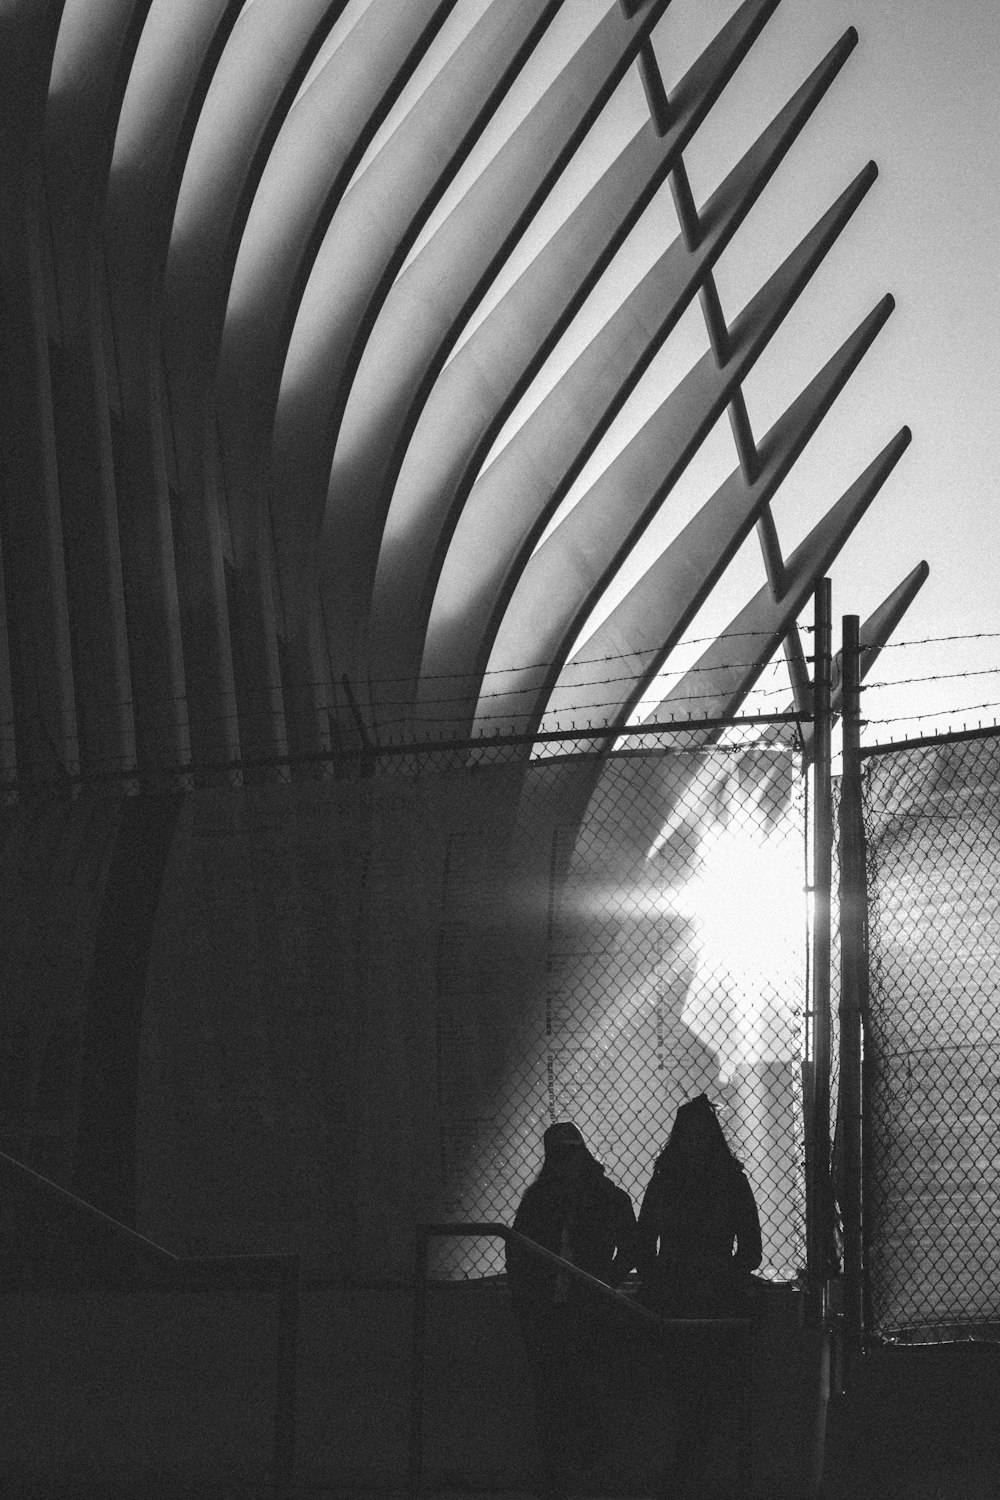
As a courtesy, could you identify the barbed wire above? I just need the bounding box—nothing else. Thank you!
[864,699,1000,729]
[8,698,1000,772]
[385,630,998,689]
[863,666,1000,693]
[30,658,791,713]
[346,631,1000,689]
[24,632,1000,713]
[383,683,799,727]
[0,720,803,791]
[357,632,788,686]
[14,698,996,752]
[11,670,1000,739]
[10,639,1000,757]
[871,631,1000,649]
[372,666,792,713]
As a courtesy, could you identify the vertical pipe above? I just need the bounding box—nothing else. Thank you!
[808,581,833,1311]
[860,850,875,1349]
[838,614,865,1360]
[409,1226,430,1496]
[272,1257,300,1498]
[809,1332,832,1496]
[741,1319,756,1496]
[783,623,814,720]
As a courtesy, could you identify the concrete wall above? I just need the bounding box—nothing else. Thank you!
[1,1276,826,1496]
[0,1287,281,1496]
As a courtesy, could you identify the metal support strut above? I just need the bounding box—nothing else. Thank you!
[838,613,866,1365]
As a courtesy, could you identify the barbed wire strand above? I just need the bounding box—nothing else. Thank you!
[55,659,1000,721]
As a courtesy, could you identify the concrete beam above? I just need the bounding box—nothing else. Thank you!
[104,0,243,773]
[43,0,154,778]
[365,0,786,738]
[490,296,894,741]
[213,0,458,760]
[638,428,913,730]
[260,0,565,753]
[0,0,78,789]
[314,0,679,728]
[415,29,861,741]
[160,0,349,764]
[483,206,888,742]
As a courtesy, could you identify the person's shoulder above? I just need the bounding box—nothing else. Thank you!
[638,1164,665,1199]
[512,1179,542,1219]
[730,1163,757,1196]
[601,1175,633,1207]
[516,1178,545,1209]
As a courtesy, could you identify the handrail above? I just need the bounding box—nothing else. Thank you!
[1,1148,181,1262]
[1,1149,298,1497]
[410,1220,752,1496]
[426,1221,660,1323]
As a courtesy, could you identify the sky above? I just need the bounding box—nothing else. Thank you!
[659,0,1000,748]
[319,0,1000,748]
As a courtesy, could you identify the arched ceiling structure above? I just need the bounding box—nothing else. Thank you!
[0,0,923,795]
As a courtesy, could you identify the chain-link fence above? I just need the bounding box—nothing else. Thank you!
[861,727,1000,1342]
[385,723,811,1283]
[0,717,813,1288]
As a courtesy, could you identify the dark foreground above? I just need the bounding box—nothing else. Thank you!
[820,1340,1000,1500]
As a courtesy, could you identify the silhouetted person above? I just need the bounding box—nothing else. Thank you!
[506,1120,637,1500]
[636,1094,762,1498]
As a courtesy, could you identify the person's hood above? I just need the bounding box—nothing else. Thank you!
[542,1120,586,1157]
[541,1121,605,1180]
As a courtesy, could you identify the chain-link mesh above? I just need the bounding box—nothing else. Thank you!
[862,728,1000,1342]
[387,725,810,1283]
[827,773,842,1265]
[0,718,812,1288]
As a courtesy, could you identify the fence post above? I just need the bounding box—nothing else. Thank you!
[273,1257,300,1498]
[409,1227,430,1497]
[807,579,834,1321]
[838,614,866,1362]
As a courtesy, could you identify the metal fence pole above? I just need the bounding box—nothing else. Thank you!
[838,614,865,1360]
[272,1257,300,1498]
[409,1227,430,1497]
[807,579,833,1319]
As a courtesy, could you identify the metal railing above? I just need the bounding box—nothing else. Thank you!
[410,1221,753,1497]
[1,1150,299,1497]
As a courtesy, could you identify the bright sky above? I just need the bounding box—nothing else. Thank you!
[326,0,1000,747]
[588,0,999,748]
[665,0,1000,747]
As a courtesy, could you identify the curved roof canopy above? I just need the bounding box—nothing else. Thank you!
[0,0,921,793]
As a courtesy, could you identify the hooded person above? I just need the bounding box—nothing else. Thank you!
[507,1121,638,1315]
[636,1093,762,1320]
[505,1121,637,1500]
[636,1094,762,1499]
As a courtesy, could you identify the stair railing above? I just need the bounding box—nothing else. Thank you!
[411,1220,753,1496]
[0,1149,299,1498]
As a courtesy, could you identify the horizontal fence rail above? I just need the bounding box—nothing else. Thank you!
[0,714,809,801]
